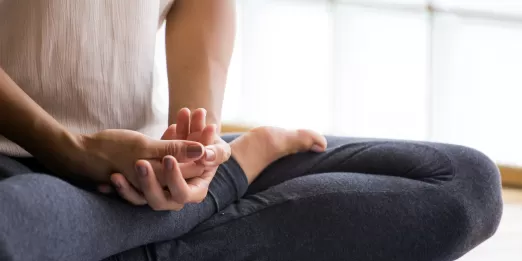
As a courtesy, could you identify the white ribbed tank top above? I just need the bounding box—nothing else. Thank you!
[0,0,175,156]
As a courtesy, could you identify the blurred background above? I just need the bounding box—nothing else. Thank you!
[154,1,522,259]
[157,0,522,167]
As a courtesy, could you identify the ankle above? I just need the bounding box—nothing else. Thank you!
[229,130,279,184]
[228,126,326,184]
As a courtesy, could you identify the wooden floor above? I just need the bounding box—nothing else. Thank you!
[458,188,522,260]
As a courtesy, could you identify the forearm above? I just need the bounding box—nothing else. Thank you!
[165,0,236,131]
[0,67,78,161]
[167,65,227,128]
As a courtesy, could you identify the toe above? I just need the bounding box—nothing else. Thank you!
[297,129,327,152]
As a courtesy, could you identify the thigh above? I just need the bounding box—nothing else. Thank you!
[243,136,503,250]
[112,136,502,261]
[0,155,220,261]
[243,136,496,195]
[223,134,502,231]
[115,171,492,261]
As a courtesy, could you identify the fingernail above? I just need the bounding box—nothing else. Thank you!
[187,145,203,158]
[205,149,216,161]
[136,165,148,177]
[98,185,113,193]
[164,157,174,171]
[311,144,324,153]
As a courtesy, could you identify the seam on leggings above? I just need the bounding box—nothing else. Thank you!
[313,141,457,185]
[404,142,457,184]
[372,140,457,183]
[301,143,374,176]
[305,141,409,176]
[181,187,433,238]
[335,144,373,170]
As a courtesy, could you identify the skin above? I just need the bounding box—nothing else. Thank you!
[0,0,237,210]
[165,0,236,130]
[0,67,206,186]
[102,0,239,209]
[110,108,227,209]
[0,0,327,211]
[110,108,328,210]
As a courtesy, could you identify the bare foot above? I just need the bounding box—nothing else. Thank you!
[230,126,327,184]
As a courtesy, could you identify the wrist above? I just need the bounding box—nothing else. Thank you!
[57,130,86,158]
[48,129,85,163]
[25,127,87,178]
[20,121,80,157]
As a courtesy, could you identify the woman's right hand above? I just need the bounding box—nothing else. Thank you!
[66,129,205,188]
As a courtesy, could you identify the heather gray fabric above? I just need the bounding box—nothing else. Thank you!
[0,148,248,261]
[0,135,503,261]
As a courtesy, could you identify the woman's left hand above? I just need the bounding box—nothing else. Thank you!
[98,108,231,211]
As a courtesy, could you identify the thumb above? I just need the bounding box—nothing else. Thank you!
[201,141,231,166]
[145,139,205,162]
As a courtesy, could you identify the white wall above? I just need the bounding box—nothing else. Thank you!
[154,0,522,166]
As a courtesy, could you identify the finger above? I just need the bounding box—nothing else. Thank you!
[145,139,204,162]
[199,125,231,165]
[164,156,211,204]
[96,184,116,194]
[147,159,167,185]
[190,108,207,134]
[202,141,231,166]
[136,160,183,211]
[199,124,216,146]
[161,124,177,140]
[97,184,113,194]
[176,108,191,140]
[179,162,206,179]
[110,173,147,205]
[163,156,193,204]
[185,170,213,203]
[197,125,217,164]
[148,159,204,182]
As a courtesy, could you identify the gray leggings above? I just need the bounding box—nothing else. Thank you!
[0,135,503,261]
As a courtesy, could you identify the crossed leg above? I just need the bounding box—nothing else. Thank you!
[0,153,247,261]
[0,127,324,261]
[0,134,503,261]
[113,135,503,261]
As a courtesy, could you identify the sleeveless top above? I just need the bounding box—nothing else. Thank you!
[0,0,175,156]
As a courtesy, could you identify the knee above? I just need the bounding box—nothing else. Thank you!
[1,174,70,214]
[0,174,69,260]
[432,189,502,260]
[441,143,501,185]
[434,144,503,257]
[0,174,60,219]
[442,144,503,220]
